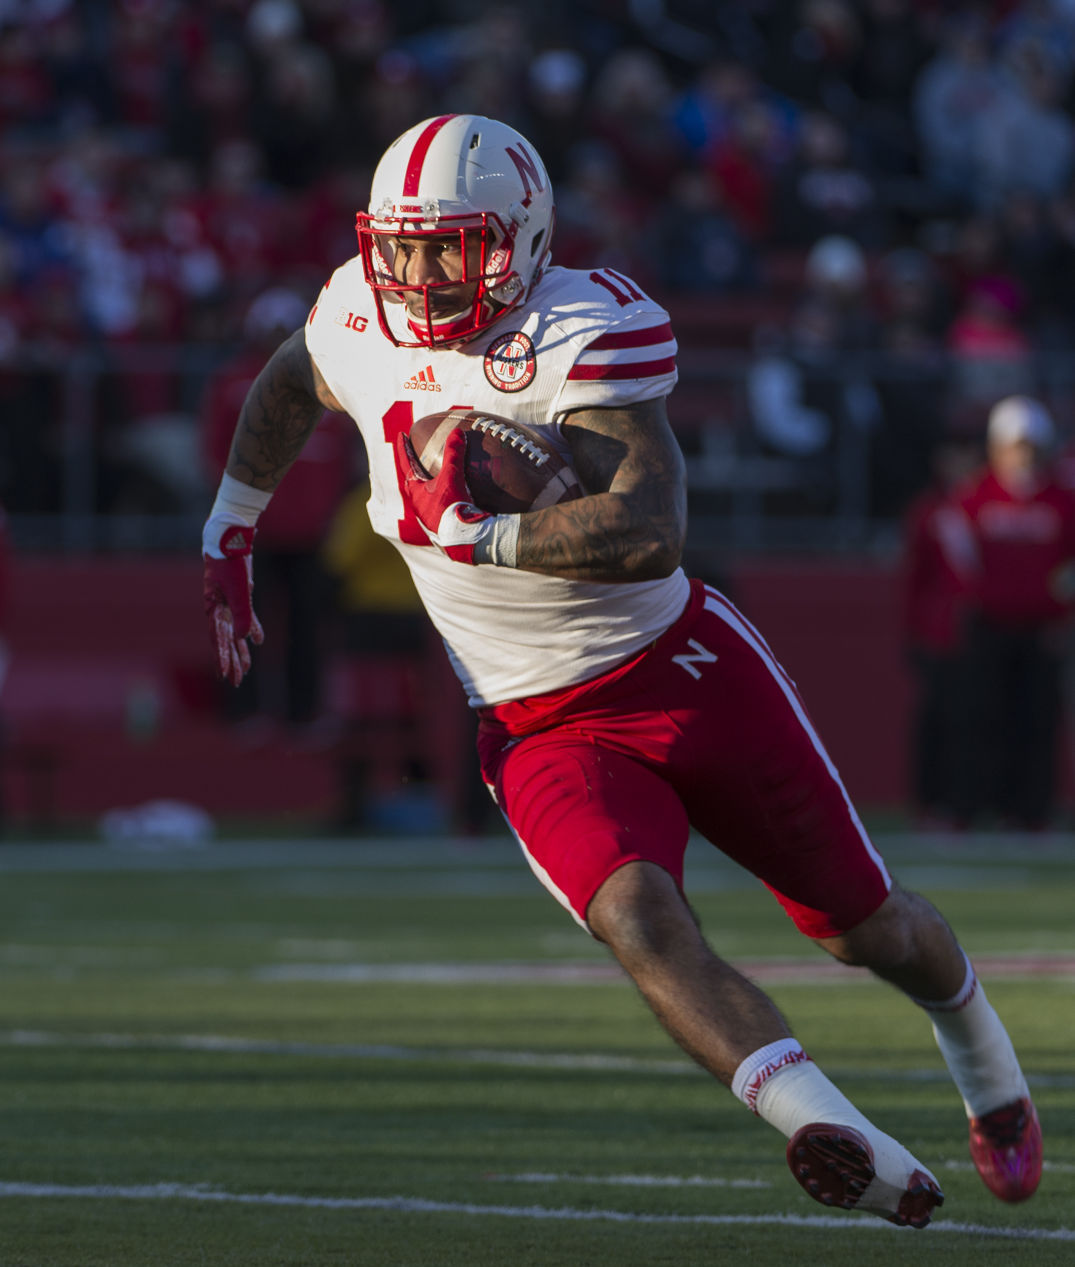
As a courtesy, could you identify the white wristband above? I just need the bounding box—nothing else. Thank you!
[210,472,274,525]
[475,513,520,567]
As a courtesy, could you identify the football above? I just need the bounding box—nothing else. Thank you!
[408,409,583,515]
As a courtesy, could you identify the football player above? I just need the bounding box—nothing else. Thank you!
[202,114,1041,1224]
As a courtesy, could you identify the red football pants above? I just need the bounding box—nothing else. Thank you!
[477,580,892,937]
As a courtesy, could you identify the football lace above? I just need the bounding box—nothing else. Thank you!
[471,416,549,467]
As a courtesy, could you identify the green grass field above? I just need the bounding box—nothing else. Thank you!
[0,830,1071,1266]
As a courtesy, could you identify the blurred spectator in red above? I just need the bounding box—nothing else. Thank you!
[674,59,798,244]
[943,214,1018,308]
[941,214,1034,431]
[97,279,199,518]
[194,140,284,311]
[949,396,1075,829]
[946,277,1034,434]
[300,163,374,280]
[552,140,653,284]
[111,0,178,133]
[201,286,359,733]
[673,59,796,240]
[0,22,51,131]
[309,0,393,73]
[588,47,688,218]
[166,41,254,170]
[901,437,979,827]
[705,97,785,242]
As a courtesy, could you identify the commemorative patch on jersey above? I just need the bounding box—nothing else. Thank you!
[483,331,536,393]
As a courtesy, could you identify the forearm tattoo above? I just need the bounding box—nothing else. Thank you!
[226,330,327,490]
[518,400,687,581]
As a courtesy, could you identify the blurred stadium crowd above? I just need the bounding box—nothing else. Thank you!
[3,0,1075,832]
[4,0,1075,527]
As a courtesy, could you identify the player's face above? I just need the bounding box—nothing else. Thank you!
[386,231,484,320]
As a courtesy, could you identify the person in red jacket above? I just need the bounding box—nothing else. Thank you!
[950,396,1075,829]
[901,439,978,826]
[200,288,359,732]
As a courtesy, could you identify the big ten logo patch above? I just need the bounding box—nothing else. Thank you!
[334,308,369,333]
[484,331,536,393]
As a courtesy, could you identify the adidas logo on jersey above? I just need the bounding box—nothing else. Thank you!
[404,366,441,392]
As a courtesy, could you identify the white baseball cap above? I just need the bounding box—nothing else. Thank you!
[987,395,1056,448]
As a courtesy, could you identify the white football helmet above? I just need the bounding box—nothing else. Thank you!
[356,114,555,348]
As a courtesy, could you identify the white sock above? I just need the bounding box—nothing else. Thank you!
[732,1038,875,1139]
[731,1038,938,1211]
[912,951,1029,1118]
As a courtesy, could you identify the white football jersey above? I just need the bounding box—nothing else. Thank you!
[305,260,690,706]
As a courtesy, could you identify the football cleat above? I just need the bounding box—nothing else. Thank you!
[787,1123,944,1229]
[968,1096,1042,1202]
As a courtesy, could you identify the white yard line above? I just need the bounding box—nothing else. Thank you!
[0,1029,694,1074]
[487,1172,772,1189]
[0,1179,1070,1240]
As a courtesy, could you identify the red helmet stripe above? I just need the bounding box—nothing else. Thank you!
[403,114,456,197]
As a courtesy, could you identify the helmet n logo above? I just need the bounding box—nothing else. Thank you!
[506,144,545,206]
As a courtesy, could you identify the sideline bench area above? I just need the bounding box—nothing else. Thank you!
[10,550,1058,831]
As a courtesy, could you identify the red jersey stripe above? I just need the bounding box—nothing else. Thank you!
[403,115,455,197]
[583,322,674,351]
[567,356,677,381]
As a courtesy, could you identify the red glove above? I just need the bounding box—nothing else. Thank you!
[396,427,496,565]
[202,521,264,686]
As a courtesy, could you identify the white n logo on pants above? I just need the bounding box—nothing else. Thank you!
[672,638,718,680]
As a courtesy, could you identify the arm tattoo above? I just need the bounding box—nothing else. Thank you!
[226,329,335,490]
[516,399,687,581]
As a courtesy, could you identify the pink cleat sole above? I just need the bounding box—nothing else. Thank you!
[787,1123,944,1229]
